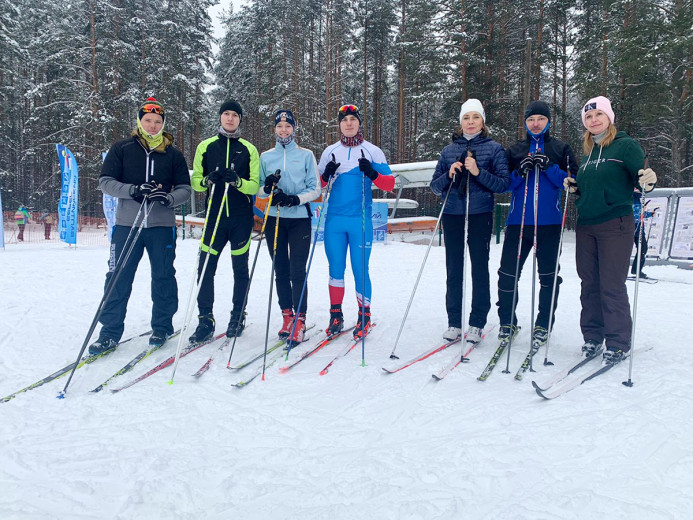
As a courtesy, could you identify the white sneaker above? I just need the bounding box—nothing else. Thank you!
[466,326,483,344]
[443,326,462,341]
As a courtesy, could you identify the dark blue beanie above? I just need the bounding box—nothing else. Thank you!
[274,109,296,127]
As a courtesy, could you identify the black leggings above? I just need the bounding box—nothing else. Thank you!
[265,216,312,313]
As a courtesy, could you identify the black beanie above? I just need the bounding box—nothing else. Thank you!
[524,100,551,121]
[219,99,243,120]
[338,104,362,123]
[138,97,165,122]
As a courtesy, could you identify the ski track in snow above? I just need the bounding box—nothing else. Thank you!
[1,237,692,519]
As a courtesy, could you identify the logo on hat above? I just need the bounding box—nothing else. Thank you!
[584,102,597,113]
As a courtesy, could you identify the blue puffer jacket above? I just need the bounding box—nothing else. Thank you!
[430,133,510,215]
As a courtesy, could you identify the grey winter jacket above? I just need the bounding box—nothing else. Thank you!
[100,133,191,228]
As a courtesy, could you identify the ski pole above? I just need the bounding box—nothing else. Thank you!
[361,151,367,366]
[285,175,337,358]
[389,161,461,359]
[169,182,230,383]
[624,157,650,387]
[543,158,572,366]
[226,174,280,366]
[528,163,540,371]
[459,166,471,361]
[59,198,152,397]
[503,159,531,374]
[261,205,281,380]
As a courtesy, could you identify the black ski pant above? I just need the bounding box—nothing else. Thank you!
[496,224,562,330]
[264,216,311,314]
[576,215,634,350]
[631,223,647,275]
[442,212,492,329]
[100,225,178,341]
[196,214,253,316]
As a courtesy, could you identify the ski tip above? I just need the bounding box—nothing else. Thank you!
[535,387,551,400]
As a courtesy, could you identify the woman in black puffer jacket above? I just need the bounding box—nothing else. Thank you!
[430,99,510,344]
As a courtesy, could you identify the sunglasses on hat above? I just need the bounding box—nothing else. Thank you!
[338,104,359,114]
[141,103,164,115]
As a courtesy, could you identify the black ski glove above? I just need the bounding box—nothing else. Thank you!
[148,189,172,207]
[270,190,286,206]
[131,181,157,201]
[264,170,282,194]
[518,155,534,177]
[322,154,340,183]
[275,192,300,207]
[207,167,224,186]
[533,152,550,171]
[222,166,240,187]
[359,150,378,181]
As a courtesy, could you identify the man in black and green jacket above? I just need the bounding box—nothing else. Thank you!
[189,100,260,342]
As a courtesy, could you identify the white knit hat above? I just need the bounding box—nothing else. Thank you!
[459,98,486,123]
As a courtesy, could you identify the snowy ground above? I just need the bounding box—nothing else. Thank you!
[1,233,692,519]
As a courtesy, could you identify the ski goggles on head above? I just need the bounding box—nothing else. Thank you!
[141,103,165,115]
[339,104,359,114]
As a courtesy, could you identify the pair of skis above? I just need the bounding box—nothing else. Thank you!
[231,324,365,387]
[1,329,153,403]
[381,325,495,380]
[532,346,651,399]
[110,332,226,393]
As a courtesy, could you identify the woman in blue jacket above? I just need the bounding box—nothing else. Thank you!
[430,99,510,343]
[258,110,321,343]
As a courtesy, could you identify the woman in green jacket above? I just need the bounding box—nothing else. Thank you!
[565,96,657,363]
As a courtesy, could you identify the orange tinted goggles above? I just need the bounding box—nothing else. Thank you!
[338,104,359,114]
[141,103,164,115]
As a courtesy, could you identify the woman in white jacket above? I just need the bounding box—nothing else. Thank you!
[258,109,321,343]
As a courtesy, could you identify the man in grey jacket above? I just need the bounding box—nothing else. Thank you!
[90,98,191,354]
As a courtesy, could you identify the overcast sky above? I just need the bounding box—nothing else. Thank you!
[209,0,247,41]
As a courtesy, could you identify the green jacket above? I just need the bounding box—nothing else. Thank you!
[192,133,260,219]
[575,131,645,226]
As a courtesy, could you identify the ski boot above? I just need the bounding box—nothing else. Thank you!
[289,313,307,344]
[581,339,603,357]
[353,307,372,340]
[226,311,246,338]
[149,330,171,347]
[88,336,118,356]
[531,326,549,349]
[603,346,627,364]
[465,326,483,345]
[442,327,462,341]
[278,308,294,339]
[326,305,344,335]
[498,324,520,345]
[189,312,215,344]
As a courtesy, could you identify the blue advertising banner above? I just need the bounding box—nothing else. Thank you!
[310,202,388,243]
[56,144,79,244]
[102,152,117,241]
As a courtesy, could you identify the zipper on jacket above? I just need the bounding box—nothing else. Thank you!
[225,138,231,217]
